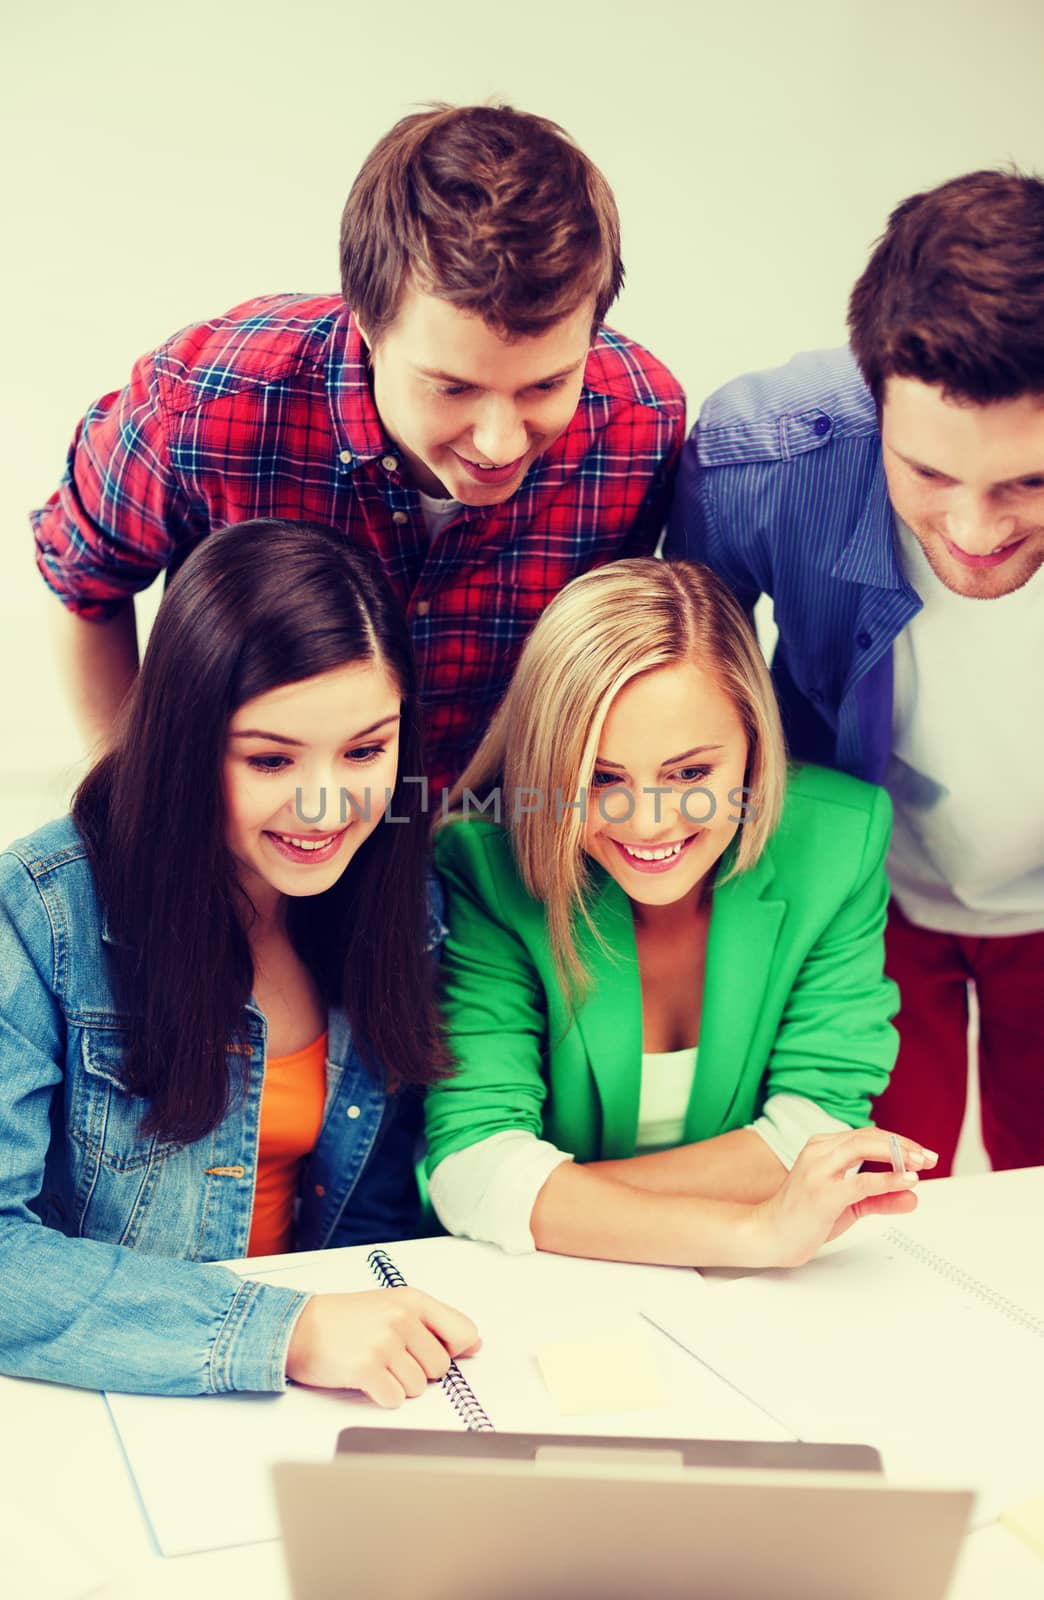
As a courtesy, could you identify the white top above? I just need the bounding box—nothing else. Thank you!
[635,1045,700,1151]
[634,1047,846,1167]
[418,489,465,538]
[887,517,1044,935]
[428,1055,847,1256]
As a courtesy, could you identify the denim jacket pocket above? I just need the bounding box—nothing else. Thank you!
[72,1026,180,1175]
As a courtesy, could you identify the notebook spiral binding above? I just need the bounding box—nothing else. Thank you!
[367,1249,408,1290]
[366,1249,496,1432]
[887,1229,1044,1341]
[440,1364,496,1432]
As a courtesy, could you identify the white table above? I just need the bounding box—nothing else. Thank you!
[2,1169,1042,1600]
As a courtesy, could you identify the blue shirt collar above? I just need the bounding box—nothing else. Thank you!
[829,452,908,589]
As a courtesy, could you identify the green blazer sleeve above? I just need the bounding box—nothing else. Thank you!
[426,820,553,1172]
[756,779,898,1121]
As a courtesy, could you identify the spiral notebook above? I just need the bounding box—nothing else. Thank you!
[643,1213,1044,1528]
[104,1237,784,1557]
[367,1248,495,1431]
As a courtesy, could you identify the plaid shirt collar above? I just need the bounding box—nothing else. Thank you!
[323,306,394,467]
[321,303,605,517]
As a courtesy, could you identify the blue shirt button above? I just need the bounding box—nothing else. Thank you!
[813,416,831,437]
[856,631,872,649]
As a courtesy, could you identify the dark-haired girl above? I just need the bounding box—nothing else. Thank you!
[0,521,477,1400]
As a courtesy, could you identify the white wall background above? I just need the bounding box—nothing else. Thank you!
[6,0,1028,1168]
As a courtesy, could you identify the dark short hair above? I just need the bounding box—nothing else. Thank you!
[340,103,623,344]
[74,520,446,1145]
[848,168,1044,406]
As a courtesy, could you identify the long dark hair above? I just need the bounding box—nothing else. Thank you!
[73,520,445,1144]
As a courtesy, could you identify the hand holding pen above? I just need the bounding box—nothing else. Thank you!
[747,1126,939,1270]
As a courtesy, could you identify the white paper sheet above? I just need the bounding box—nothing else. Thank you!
[643,1220,1044,1529]
[106,1238,788,1557]
[0,1486,112,1600]
[894,1212,1044,1322]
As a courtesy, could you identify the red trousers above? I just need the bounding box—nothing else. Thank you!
[873,900,1044,1177]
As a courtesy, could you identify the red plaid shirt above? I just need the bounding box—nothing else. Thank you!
[33,295,685,791]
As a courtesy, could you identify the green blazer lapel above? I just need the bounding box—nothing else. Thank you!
[686,847,786,1141]
[571,877,644,1159]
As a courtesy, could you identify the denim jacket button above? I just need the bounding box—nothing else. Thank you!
[346,1104,361,1119]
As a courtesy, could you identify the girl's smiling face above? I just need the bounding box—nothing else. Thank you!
[583,660,750,913]
[222,659,402,920]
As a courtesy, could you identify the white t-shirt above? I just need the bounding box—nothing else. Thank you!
[887,517,1044,935]
[635,1046,700,1151]
[418,490,465,538]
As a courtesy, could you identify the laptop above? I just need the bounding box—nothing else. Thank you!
[272,1428,973,1599]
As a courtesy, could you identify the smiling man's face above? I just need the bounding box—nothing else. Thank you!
[881,376,1044,599]
[360,286,595,506]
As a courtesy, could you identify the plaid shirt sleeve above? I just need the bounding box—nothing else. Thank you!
[31,344,197,620]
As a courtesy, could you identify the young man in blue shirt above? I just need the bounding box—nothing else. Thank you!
[667,170,1044,1176]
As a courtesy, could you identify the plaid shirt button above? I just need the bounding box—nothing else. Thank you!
[338,450,353,465]
[415,600,431,617]
[392,510,408,524]
[381,454,398,473]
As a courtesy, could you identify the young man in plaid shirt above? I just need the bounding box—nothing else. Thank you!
[33,105,684,794]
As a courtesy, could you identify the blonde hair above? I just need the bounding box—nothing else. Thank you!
[447,559,787,996]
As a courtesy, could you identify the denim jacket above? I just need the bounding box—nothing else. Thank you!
[0,815,434,1396]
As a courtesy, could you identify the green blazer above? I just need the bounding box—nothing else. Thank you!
[426,763,898,1171]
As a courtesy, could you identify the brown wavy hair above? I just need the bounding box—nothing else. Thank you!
[848,167,1044,407]
[340,103,623,344]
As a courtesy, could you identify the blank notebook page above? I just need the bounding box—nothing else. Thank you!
[643,1218,1044,1528]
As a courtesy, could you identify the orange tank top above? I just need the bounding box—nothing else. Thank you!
[247,1031,328,1258]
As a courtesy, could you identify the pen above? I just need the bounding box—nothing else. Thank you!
[887,1133,906,1174]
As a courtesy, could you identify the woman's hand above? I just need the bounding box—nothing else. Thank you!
[744,1128,938,1269]
[285,1289,481,1406]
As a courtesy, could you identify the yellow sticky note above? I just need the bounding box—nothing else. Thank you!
[534,1332,668,1416]
[1001,1494,1044,1560]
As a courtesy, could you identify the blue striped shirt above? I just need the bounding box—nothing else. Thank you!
[665,347,921,784]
